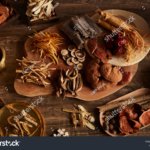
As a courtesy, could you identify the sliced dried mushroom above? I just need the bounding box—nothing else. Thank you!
[68,45,75,51]
[78,58,85,63]
[75,50,86,59]
[71,58,79,65]
[20,121,32,135]
[7,116,19,130]
[77,63,83,70]
[56,69,83,97]
[66,58,74,66]
[61,49,68,56]
[71,49,76,57]
[60,45,86,70]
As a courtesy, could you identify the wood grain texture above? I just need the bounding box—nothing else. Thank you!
[0,0,150,136]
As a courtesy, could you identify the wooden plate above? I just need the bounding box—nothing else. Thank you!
[14,10,139,101]
[98,88,150,136]
[0,102,45,136]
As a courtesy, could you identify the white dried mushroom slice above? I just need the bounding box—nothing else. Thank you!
[66,58,74,66]
[71,49,76,57]
[61,49,68,56]
[75,50,86,60]
[68,45,75,51]
[71,58,79,65]
[77,63,83,70]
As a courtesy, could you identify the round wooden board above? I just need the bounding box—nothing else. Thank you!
[14,11,139,101]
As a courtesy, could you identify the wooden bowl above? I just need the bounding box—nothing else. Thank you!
[0,102,45,136]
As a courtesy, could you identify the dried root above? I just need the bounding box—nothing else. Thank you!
[63,105,95,130]
[16,57,55,87]
[56,69,83,97]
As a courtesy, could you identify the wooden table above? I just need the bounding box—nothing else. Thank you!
[0,0,150,136]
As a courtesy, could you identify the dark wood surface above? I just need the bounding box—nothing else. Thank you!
[0,0,150,136]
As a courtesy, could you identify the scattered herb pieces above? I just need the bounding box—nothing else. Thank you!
[63,105,95,130]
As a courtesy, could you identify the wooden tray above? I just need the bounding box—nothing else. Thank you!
[14,10,139,101]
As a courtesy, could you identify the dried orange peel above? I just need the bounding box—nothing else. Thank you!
[31,32,63,64]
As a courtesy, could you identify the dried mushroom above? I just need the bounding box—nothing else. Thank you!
[16,57,55,87]
[56,69,83,97]
[32,32,63,64]
[26,0,59,22]
[61,46,86,70]
[63,105,95,130]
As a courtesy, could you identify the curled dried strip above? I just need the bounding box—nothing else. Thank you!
[7,116,19,130]
[16,57,55,87]
[6,104,20,113]
[6,109,39,136]
[20,121,32,135]
[22,110,38,126]
[24,116,38,127]
[56,69,83,97]
[15,119,24,136]
[32,32,63,64]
